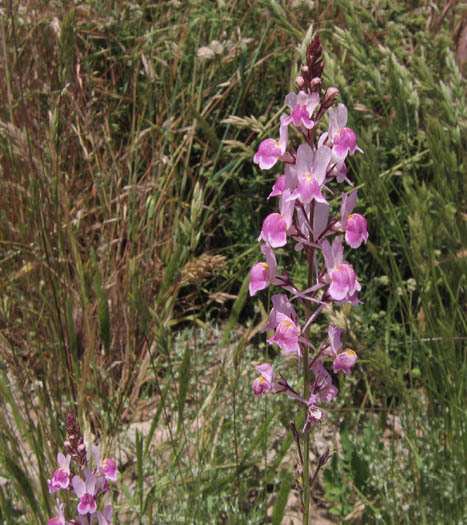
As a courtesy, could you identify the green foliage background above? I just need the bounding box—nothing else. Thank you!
[0,0,465,523]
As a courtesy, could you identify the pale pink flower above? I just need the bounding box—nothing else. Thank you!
[252,363,276,396]
[253,115,288,170]
[282,91,320,129]
[333,349,358,375]
[267,312,300,354]
[249,244,281,296]
[312,362,338,403]
[72,471,97,515]
[258,213,288,248]
[48,453,71,493]
[322,237,361,303]
[345,213,368,249]
[289,144,331,205]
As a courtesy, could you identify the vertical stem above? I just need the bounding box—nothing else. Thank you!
[302,249,314,525]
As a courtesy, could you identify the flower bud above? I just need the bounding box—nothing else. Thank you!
[295,75,305,89]
[309,77,322,90]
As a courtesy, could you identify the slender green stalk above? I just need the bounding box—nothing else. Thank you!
[302,248,315,524]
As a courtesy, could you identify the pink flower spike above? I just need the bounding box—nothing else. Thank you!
[333,349,358,374]
[345,213,368,249]
[252,363,275,396]
[259,213,288,248]
[253,116,288,170]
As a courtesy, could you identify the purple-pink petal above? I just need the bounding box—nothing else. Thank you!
[333,127,359,159]
[249,262,270,296]
[333,349,358,374]
[252,363,275,396]
[259,213,287,248]
[345,213,368,249]
[267,316,299,354]
[329,263,361,301]
[101,458,118,482]
[268,174,286,198]
[253,138,282,170]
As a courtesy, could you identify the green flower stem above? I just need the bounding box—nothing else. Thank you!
[302,248,315,525]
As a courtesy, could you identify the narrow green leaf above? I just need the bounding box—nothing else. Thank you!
[65,295,79,373]
[136,430,143,515]
[271,470,293,525]
[177,344,191,434]
[144,383,169,456]
[94,271,110,356]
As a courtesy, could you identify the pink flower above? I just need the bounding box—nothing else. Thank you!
[100,458,118,483]
[258,213,289,248]
[333,349,358,375]
[72,471,97,515]
[329,263,361,302]
[253,115,288,170]
[306,402,326,425]
[264,294,298,331]
[289,144,331,205]
[312,363,338,403]
[322,237,361,303]
[339,189,358,228]
[282,91,320,129]
[327,103,363,159]
[333,128,361,159]
[249,244,281,296]
[48,453,71,493]
[92,445,118,482]
[267,313,300,354]
[252,363,276,396]
[345,213,368,249]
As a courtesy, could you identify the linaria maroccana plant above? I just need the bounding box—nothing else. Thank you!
[47,413,117,525]
[249,36,367,524]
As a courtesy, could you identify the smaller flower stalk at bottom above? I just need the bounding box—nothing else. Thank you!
[47,412,117,525]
